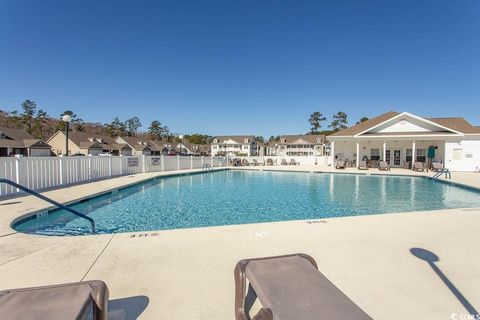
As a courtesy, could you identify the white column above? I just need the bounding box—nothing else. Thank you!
[412,141,416,169]
[330,141,335,166]
[383,141,387,161]
[356,142,360,168]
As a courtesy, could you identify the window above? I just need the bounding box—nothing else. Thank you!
[406,149,412,163]
[213,146,217,149]
[370,148,380,161]
[243,145,248,149]
[416,149,426,162]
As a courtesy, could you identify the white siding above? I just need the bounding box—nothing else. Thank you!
[445,138,480,171]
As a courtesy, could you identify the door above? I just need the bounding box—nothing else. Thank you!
[393,150,401,166]
[385,150,391,165]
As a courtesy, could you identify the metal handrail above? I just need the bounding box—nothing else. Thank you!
[202,164,214,171]
[0,178,95,233]
[432,169,451,180]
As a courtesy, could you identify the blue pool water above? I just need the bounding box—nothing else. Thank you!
[14,170,480,235]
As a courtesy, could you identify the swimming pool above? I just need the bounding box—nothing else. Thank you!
[13,170,480,235]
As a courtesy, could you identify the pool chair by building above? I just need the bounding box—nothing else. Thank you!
[0,280,109,320]
[234,253,372,320]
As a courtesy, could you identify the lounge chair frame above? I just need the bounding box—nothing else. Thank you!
[234,253,317,320]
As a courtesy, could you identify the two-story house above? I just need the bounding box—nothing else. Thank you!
[211,136,258,157]
[266,134,326,156]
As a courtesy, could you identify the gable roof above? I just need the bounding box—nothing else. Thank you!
[213,136,255,144]
[329,111,480,137]
[0,127,51,149]
[51,131,131,151]
[117,136,162,151]
[278,134,325,144]
[329,111,400,137]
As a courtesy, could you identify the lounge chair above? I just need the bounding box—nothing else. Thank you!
[281,159,288,165]
[358,160,368,170]
[231,158,242,167]
[0,280,109,320]
[242,159,252,166]
[413,161,426,172]
[431,162,443,172]
[289,159,300,165]
[234,253,372,320]
[266,158,274,166]
[379,161,390,171]
[335,160,345,169]
[252,159,262,166]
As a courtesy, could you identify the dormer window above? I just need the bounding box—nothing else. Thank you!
[96,138,103,143]
[88,137,94,142]
[316,138,322,143]
[281,139,286,143]
[244,139,250,143]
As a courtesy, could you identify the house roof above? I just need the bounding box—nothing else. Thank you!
[0,127,52,149]
[278,134,326,144]
[329,111,480,137]
[118,136,162,152]
[57,131,131,151]
[213,136,255,144]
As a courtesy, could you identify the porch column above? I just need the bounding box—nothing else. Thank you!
[330,141,335,166]
[411,140,416,170]
[356,142,360,168]
[383,141,386,161]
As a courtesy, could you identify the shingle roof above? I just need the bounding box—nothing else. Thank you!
[329,111,400,137]
[278,134,325,144]
[428,117,480,134]
[213,136,255,144]
[328,111,480,137]
[0,127,51,149]
[65,132,131,151]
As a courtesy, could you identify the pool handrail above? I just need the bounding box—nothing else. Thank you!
[0,178,95,234]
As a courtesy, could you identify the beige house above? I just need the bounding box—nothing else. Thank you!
[48,131,133,156]
[115,136,164,156]
[0,127,52,157]
[266,134,327,156]
[211,136,258,156]
[328,111,480,171]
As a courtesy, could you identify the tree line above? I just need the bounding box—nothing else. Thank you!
[0,99,214,144]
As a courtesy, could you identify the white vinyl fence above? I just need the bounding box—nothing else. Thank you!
[237,155,330,166]
[0,155,228,197]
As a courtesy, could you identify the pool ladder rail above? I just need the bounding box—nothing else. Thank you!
[202,164,214,171]
[432,168,451,180]
[0,178,95,234]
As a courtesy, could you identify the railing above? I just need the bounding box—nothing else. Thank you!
[0,155,228,197]
[432,169,452,180]
[0,178,95,234]
[202,163,214,171]
[233,155,330,166]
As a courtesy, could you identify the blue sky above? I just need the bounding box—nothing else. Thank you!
[0,0,479,138]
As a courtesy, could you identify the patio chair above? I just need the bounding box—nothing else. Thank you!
[266,158,274,166]
[289,159,300,165]
[335,160,345,169]
[379,161,390,171]
[431,162,443,172]
[413,161,426,172]
[242,159,251,166]
[252,159,262,166]
[0,280,109,320]
[281,159,288,165]
[234,253,372,320]
[358,160,368,170]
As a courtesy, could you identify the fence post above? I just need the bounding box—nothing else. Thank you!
[190,155,193,170]
[177,155,180,171]
[59,155,64,186]
[142,155,146,173]
[201,156,204,166]
[108,156,112,177]
[14,156,20,192]
[161,155,164,172]
[88,155,92,180]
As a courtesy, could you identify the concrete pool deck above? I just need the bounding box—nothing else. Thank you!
[0,166,479,319]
